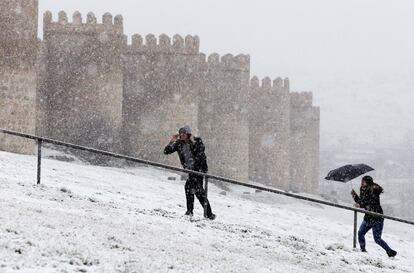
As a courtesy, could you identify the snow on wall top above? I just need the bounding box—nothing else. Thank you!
[126,34,200,54]
[198,53,250,71]
[43,11,124,35]
[250,76,290,93]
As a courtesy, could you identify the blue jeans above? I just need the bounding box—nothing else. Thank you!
[358,220,391,252]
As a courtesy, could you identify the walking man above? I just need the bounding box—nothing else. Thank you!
[164,125,215,220]
[351,175,397,257]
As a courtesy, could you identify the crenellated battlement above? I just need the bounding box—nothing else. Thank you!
[41,10,125,153]
[126,34,200,54]
[43,11,124,35]
[200,53,250,71]
[290,92,313,108]
[250,76,290,92]
[2,2,319,194]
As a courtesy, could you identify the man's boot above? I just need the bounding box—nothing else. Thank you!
[206,213,216,220]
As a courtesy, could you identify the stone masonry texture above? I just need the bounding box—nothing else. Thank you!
[249,77,290,190]
[198,53,250,182]
[0,0,38,154]
[122,34,201,167]
[0,1,320,193]
[40,11,124,153]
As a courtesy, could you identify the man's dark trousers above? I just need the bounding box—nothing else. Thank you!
[185,173,212,217]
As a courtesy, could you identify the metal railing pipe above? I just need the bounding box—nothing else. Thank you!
[37,139,42,184]
[1,128,414,227]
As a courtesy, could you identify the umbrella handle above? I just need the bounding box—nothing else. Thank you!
[349,181,355,197]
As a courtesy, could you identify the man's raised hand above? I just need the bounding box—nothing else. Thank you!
[171,134,179,142]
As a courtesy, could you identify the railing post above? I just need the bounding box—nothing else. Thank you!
[353,211,358,249]
[204,176,209,218]
[37,139,42,185]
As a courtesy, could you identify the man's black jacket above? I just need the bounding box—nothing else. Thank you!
[164,137,208,173]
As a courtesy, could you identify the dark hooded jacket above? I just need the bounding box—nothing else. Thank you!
[164,137,208,173]
[353,183,384,224]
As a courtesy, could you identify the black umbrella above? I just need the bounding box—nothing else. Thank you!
[325,164,375,183]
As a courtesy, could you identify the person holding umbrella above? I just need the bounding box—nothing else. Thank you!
[351,175,397,257]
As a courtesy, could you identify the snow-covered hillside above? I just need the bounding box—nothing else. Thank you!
[1,151,413,273]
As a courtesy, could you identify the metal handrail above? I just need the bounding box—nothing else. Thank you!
[1,128,413,248]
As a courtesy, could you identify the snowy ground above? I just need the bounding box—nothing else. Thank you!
[1,151,413,273]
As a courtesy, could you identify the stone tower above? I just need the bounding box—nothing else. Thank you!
[249,76,290,190]
[289,92,319,193]
[122,34,201,166]
[0,0,38,154]
[198,54,250,182]
[40,11,124,152]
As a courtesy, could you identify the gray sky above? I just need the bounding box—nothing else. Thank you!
[39,0,414,148]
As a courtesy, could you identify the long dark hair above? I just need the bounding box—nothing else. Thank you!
[362,175,374,185]
[363,175,384,194]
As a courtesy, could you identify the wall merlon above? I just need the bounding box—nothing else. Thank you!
[173,34,184,52]
[207,53,220,64]
[58,11,68,24]
[114,15,124,32]
[114,15,123,26]
[87,12,97,24]
[125,33,201,54]
[102,12,113,26]
[221,53,234,66]
[250,76,260,88]
[159,34,171,52]
[261,77,272,90]
[248,76,290,93]
[185,35,200,54]
[274,77,283,88]
[73,11,82,25]
[43,11,124,35]
[205,53,249,71]
[43,11,52,25]
[131,34,143,49]
[145,34,157,50]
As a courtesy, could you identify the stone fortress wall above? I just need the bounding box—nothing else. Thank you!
[289,92,320,193]
[249,77,291,190]
[0,0,38,154]
[40,11,124,152]
[0,1,320,193]
[198,53,250,182]
[122,33,202,168]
